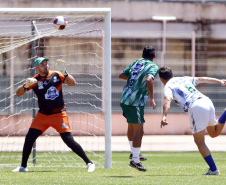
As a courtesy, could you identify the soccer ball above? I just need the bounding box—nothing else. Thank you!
[53,16,67,30]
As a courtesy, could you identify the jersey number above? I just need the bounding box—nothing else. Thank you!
[184,84,196,93]
[129,71,138,87]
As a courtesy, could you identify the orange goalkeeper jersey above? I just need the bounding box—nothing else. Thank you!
[28,70,66,115]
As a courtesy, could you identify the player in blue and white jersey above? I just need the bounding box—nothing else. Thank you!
[159,66,226,175]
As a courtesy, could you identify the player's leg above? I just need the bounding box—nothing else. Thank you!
[121,103,147,161]
[189,99,219,175]
[131,122,144,162]
[60,132,95,172]
[127,123,134,157]
[127,124,147,161]
[60,132,91,164]
[12,128,42,172]
[218,108,226,124]
[13,112,49,172]
[21,128,42,168]
[48,112,95,172]
[193,130,219,175]
[127,124,146,161]
[128,122,146,171]
[207,124,224,138]
[193,130,211,158]
[207,108,226,138]
[121,104,134,157]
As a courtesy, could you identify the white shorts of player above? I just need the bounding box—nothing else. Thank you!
[188,97,217,134]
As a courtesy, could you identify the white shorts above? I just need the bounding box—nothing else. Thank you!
[188,97,217,134]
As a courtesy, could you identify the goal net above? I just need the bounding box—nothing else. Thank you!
[0,8,111,169]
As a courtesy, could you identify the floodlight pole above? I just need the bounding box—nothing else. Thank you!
[192,31,196,77]
[152,16,177,66]
[162,19,167,67]
[152,16,177,113]
[10,35,14,114]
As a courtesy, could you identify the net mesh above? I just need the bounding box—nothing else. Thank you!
[0,12,107,169]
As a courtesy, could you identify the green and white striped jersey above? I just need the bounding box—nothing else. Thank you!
[120,58,159,106]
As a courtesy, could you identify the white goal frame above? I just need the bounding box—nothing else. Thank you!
[0,8,112,169]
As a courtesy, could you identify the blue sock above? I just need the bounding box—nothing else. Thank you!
[204,155,217,171]
[218,111,226,124]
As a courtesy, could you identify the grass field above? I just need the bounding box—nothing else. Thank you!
[1,151,226,185]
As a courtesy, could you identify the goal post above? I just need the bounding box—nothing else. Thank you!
[103,10,112,169]
[0,8,111,169]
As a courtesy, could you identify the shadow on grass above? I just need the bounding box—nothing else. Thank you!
[106,176,133,178]
[8,170,57,173]
[145,175,195,177]
[106,174,195,178]
[28,171,57,172]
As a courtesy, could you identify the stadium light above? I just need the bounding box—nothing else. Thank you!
[152,16,177,21]
[152,16,177,66]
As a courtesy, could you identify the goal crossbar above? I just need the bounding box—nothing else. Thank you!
[0,8,111,15]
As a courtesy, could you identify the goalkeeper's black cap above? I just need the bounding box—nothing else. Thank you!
[35,57,49,66]
[142,46,156,59]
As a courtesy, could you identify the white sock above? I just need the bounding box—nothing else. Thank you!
[132,147,140,163]
[129,141,133,152]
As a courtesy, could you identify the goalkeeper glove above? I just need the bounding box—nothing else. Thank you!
[56,59,68,77]
[23,78,37,90]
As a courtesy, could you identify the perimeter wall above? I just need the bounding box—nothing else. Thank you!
[0,113,225,136]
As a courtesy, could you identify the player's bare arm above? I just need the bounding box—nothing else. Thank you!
[64,74,76,86]
[196,77,226,86]
[147,75,156,109]
[161,96,171,128]
[119,73,128,80]
[16,85,27,96]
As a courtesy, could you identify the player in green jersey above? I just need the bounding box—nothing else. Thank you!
[119,46,159,171]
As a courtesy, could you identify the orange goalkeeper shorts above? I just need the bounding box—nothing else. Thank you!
[30,111,71,134]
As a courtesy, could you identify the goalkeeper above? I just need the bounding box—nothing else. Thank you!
[12,57,95,173]
[159,66,226,175]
